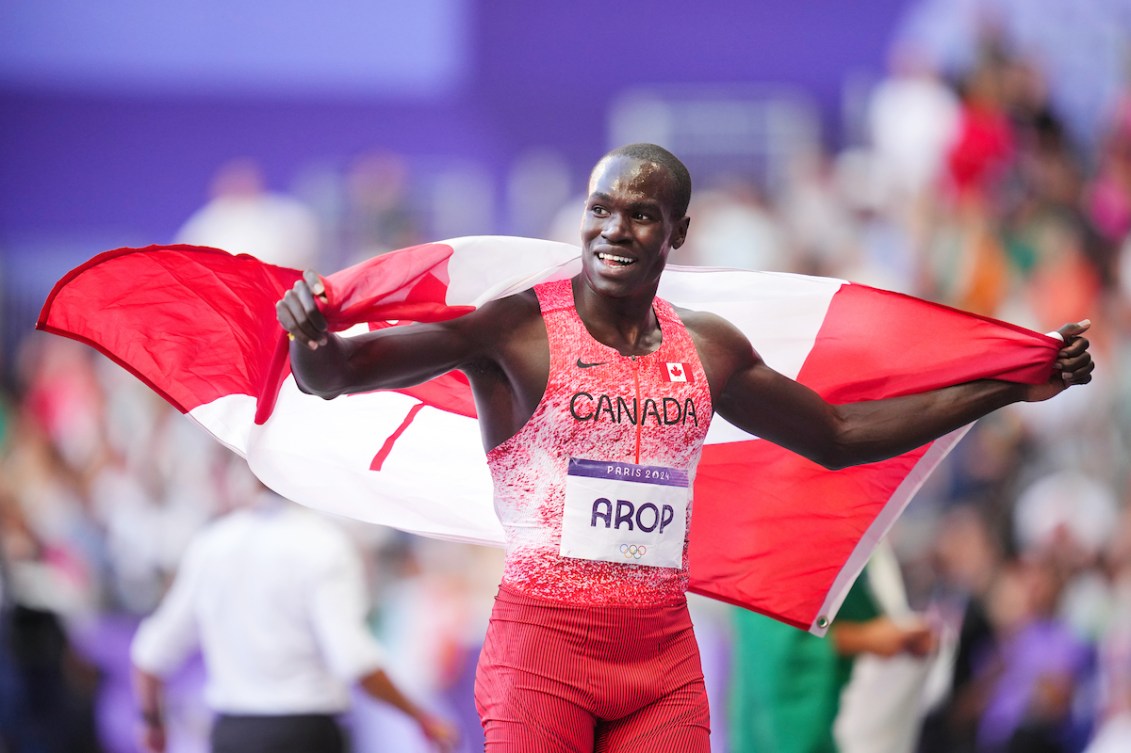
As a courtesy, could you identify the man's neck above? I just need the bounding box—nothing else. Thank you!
[570,275,662,356]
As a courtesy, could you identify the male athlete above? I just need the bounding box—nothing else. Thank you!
[276,143,1093,751]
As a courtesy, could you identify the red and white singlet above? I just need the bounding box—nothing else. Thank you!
[485,279,713,607]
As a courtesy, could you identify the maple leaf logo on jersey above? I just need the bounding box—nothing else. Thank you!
[665,362,688,382]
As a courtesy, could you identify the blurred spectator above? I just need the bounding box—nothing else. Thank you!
[1013,471,1119,575]
[1084,501,1131,753]
[129,472,458,753]
[911,44,1017,319]
[831,149,922,293]
[175,158,322,270]
[918,504,1006,753]
[17,336,106,473]
[891,0,1130,151]
[972,555,1094,753]
[943,47,1015,209]
[836,542,947,753]
[372,538,504,753]
[777,149,857,277]
[1088,94,1131,241]
[729,551,938,753]
[866,46,961,208]
[682,178,792,271]
[340,150,422,264]
[0,485,103,753]
[1083,90,1131,290]
[0,407,103,621]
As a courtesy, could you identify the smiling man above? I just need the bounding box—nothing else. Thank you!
[276,142,1093,752]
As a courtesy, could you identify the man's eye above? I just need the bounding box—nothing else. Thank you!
[591,206,608,216]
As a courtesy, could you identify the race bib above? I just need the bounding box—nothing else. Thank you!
[559,458,689,569]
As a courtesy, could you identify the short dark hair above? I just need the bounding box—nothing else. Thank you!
[599,143,692,219]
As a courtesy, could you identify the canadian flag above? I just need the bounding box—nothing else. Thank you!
[37,237,1058,634]
[665,362,688,382]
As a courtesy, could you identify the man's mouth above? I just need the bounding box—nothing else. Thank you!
[597,252,636,265]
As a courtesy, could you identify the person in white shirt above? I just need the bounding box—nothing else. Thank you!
[175,157,322,271]
[129,484,457,753]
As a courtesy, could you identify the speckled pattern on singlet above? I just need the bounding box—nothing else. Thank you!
[486,279,713,607]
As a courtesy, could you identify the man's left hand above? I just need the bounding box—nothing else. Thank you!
[1025,319,1094,402]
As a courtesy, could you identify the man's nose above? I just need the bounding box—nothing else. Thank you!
[601,212,629,241]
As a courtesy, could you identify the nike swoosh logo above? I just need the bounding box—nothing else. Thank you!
[576,358,608,369]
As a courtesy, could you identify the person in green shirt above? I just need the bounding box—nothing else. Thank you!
[729,566,937,753]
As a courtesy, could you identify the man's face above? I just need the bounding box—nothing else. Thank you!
[579,155,689,298]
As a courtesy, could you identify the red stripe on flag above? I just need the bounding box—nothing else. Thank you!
[371,402,427,471]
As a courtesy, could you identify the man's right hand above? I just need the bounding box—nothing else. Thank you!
[276,269,330,349]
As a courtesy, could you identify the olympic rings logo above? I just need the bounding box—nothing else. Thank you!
[620,544,647,559]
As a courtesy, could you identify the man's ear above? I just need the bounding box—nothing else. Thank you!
[671,216,691,250]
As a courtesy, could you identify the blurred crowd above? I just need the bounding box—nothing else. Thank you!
[4,11,1131,753]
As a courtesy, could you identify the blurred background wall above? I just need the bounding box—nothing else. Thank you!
[0,0,913,359]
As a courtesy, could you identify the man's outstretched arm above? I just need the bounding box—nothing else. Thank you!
[275,270,491,398]
[706,319,1093,470]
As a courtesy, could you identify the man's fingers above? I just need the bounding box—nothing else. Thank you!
[275,299,319,347]
[1049,319,1094,387]
[1061,359,1095,385]
[1056,349,1092,370]
[292,282,329,336]
[1055,318,1091,340]
[1061,335,1090,354]
[1055,337,1090,366]
[303,269,328,302]
[277,283,328,346]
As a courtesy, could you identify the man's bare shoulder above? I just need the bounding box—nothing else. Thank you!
[454,288,544,353]
[671,304,761,392]
[671,305,748,347]
[472,289,541,328]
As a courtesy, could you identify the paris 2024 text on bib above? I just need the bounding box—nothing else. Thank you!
[560,458,689,568]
